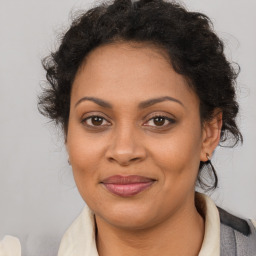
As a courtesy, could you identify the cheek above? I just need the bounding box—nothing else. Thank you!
[150,125,203,184]
[67,121,105,166]
[67,127,104,198]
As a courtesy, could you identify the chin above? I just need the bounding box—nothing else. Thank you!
[95,201,158,230]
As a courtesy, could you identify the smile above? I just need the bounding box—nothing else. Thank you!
[101,175,156,197]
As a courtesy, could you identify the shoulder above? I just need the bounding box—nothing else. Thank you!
[217,206,254,236]
[217,207,256,255]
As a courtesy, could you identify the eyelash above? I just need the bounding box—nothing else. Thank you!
[144,115,176,128]
[81,114,176,129]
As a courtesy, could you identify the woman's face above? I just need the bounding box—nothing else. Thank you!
[67,42,209,230]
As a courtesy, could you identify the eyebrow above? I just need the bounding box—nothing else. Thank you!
[138,96,184,109]
[75,96,184,109]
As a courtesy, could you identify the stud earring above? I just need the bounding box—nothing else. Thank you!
[68,159,71,165]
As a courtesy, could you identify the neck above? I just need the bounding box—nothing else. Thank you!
[95,193,205,256]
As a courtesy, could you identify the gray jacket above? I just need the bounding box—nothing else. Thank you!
[219,207,256,256]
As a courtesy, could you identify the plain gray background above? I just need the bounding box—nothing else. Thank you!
[0,0,255,255]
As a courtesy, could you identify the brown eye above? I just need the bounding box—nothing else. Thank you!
[153,117,166,126]
[82,115,110,128]
[144,115,176,128]
[91,116,104,126]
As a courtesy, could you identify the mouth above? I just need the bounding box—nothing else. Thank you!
[101,175,156,197]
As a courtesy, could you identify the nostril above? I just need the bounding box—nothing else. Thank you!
[105,142,147,165]
[107,156,141,166]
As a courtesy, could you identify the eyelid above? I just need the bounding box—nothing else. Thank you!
[81,111,111,121]
[144,111,176,122]
[144,111,175,120]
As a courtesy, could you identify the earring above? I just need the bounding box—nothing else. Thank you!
[206,153,218,188]
[68,159,71,165]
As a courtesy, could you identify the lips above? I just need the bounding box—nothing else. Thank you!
[101,175,155,197]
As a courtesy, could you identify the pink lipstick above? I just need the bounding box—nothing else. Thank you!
[101,175,155,197]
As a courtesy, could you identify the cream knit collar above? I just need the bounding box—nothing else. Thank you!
[58,193,220,256]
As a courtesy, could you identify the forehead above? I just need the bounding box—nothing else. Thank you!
[71,42,198,109]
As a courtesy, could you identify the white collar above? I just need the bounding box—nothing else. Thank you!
[198,193,220,256]
[0,236,21,256]
[58,192,220,256]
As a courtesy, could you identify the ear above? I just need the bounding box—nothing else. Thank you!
[200,109,223,161]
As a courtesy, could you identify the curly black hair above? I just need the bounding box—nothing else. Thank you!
[38,0,243,191]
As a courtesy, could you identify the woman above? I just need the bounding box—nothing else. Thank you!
[1,0,255,255]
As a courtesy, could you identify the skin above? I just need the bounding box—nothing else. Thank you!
[66,42,222,256]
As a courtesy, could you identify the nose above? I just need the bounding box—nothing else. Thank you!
[105,125,147,166]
